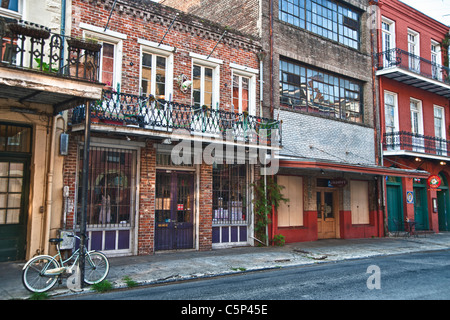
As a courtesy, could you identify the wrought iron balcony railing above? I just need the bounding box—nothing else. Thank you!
[0,18,101,82]
[375,48,450,86]
[384,131,450,157]
[71,90,282,146]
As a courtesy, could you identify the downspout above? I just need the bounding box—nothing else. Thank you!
[269,0,274,117]
[60,0,66,70]
[369,1,385,237]
[43,114,62,254]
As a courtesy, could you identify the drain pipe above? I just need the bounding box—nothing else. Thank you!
[43,114,62,254]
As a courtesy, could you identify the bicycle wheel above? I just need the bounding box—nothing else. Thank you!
[84,251,110,285]
[22,255,60,293]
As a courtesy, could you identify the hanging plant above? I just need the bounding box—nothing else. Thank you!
[7,20,50,39]
[67,37,102,52]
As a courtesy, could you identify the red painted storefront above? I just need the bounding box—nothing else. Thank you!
[376,0,450,233]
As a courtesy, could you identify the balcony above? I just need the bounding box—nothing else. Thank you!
[71,90,282,148]
[0,18,104,113]
[384,131,450,160]
[375,48,450,99]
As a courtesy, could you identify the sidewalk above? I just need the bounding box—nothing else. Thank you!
[2,232,450,300]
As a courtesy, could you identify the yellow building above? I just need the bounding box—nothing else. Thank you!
[0,0,103,261]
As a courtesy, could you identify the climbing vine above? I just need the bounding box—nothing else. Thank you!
[252,176,289,246]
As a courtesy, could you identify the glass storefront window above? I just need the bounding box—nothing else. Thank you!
[212,164,248,225]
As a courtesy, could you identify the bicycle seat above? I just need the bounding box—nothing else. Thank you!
[49,238,64,244]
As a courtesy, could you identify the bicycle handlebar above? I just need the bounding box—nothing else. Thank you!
[67,234,88,241]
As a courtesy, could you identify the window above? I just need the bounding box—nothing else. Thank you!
[0,0,19,13]
[410,99,424,152]
[434,106,446,155]
[381,18,396,68]
[192,64,214,108]
[0,124,31,153]
[384,91,399,151]
[431,40,442,81]
[279,0,360,49]
[142,53,167,100]
[100,42,115,88]
[212,164,249,245]
[81,24,126,90]
[279,59,363,123]
[233,75,249,114]
[0,161,24,225]
[212,164,248,226]
[408,30,420,73]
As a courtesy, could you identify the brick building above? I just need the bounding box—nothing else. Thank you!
[63,0,281,256]
[375,0,450,234]
[162,0,428,243]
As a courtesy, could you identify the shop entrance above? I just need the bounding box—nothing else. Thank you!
[317,189,337,239]
[438,174,450,231]
[155,171,194,250]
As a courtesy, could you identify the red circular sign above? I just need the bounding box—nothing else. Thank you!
[427,175,441,189]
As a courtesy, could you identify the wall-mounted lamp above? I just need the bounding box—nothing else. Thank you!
[440,161,446,166]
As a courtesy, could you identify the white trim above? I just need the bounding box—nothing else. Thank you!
[231,69,257,116]
[384,90,399,132]
[81,27,123,90]
[137,38,175,53]
[79,22,127,40]
[189,52,223,66]
[230,63,259,75]
[375,67,450,92]
[383,149,450,162]
[139,44,174,99]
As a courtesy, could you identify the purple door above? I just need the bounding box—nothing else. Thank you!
[155,171,194,250]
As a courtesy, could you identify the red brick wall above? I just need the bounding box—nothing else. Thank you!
[199,163,213,250]
[71,0,261,114]
[63,135,79,230]
[138,140,156,255]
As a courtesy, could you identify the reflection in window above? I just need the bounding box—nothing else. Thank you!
[141,53,167,100]
[279,0,360,49]
[279,59,363,123]
[1,0,19,12]
[193,64,213,108]
[212,164,248,225]
[232,75,249,114]
[0,124,31,153]
[77,147,136,227]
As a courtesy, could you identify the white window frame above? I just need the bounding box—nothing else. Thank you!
[381,17,396,68]
[431,40,442,81]
[408,29,420,73]
[190,52,222,109]
[80,23,125,91]
[434,105,446,155]
[410,98,424,152]
[230,63,258,116]
[138,39,174,99]
[0,0,22,19]
[384,91,399,151]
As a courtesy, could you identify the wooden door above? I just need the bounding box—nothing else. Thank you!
[155,171,194,250]
[317,189,337,239]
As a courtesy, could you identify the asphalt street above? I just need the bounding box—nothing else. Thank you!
[61,249,450,301]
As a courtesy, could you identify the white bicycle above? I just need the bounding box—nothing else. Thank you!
[22,234,109,293]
